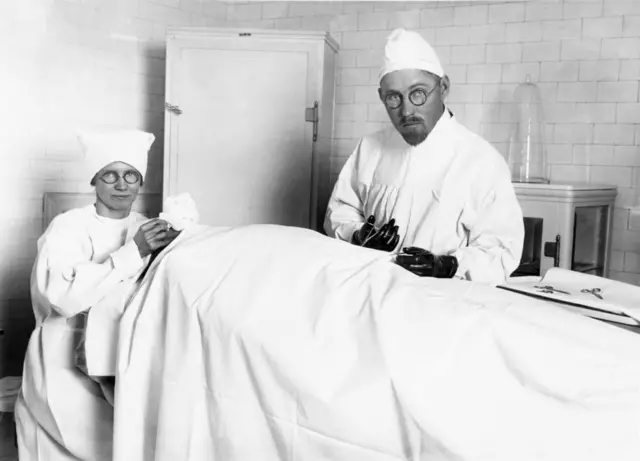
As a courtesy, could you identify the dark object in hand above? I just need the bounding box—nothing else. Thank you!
[351,215,400,252]
[395,247,459,279]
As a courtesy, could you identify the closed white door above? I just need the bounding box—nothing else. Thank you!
[165,34,318,228]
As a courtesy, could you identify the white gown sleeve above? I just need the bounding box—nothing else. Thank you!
[323,141,367,242]
[33,217,147,319]
[453,162,525,285]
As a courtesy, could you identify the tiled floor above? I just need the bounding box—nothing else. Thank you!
[0,413,18,460]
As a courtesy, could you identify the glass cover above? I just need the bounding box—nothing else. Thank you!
[507,75,549,184]
[572,206,608,276]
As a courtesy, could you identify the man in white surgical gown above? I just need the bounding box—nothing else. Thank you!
[14,129,178,461]
[324,29,524,284]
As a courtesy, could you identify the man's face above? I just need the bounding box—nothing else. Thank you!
[93,161,142,217]
[378,69,450,147]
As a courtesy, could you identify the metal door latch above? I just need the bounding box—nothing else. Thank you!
[305,101,318,142]
[165,102,183,115]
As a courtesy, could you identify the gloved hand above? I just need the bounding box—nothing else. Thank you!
[351,215,400,252]
[395,246,459,279]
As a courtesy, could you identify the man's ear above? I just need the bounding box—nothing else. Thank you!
[378,87,384,102]
[440,75,451,101]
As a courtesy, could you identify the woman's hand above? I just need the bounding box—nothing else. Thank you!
[134,219,181,258]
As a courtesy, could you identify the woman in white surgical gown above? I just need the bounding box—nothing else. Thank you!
[13,130,173,461]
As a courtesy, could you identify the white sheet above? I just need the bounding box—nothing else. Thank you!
[112,224,640,461]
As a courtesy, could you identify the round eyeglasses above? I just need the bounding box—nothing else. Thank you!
[99,170,141,185]
[383,86,439,110]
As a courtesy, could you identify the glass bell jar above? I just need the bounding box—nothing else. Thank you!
[507,75,549,184]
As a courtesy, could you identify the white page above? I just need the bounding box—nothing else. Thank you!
[502,268,640,320]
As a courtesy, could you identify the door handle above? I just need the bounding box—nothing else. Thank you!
[544,234,561,267]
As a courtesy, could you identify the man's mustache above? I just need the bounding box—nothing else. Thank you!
[401,116,424,126]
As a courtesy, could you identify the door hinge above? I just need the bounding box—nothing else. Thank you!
[164,102,183,115]
[305,101,319,142]
[544,234,561,267]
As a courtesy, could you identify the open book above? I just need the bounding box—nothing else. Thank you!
[498,268,640,327]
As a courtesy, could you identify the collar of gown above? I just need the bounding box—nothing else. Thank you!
[89,203,135,227]
[390,107,455,156]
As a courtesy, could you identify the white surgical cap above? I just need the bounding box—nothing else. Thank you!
[378,28,444,83]
[78,129,155,179]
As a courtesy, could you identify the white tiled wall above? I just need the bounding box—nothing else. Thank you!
[1,0,639,373]
[218,0,640,286]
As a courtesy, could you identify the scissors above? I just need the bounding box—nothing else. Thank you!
[581,288,603,300]
[534,285,570,295]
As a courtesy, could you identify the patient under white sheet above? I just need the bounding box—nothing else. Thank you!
[107,224,640,461]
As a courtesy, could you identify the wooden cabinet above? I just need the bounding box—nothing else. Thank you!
[163,27,338,232]
[513,183,617,278]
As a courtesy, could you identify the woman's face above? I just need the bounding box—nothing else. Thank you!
[93,161,142,218]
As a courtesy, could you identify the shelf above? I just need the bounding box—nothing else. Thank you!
[572,262,603,276]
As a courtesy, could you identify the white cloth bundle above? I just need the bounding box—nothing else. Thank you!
[159,193,200,231]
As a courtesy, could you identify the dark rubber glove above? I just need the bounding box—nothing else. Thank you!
[351,215,377,246]
[395,246,459,278]
[352,215,400,252]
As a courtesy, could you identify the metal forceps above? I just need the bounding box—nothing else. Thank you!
[581,288,603,300]
[534,285,570,295]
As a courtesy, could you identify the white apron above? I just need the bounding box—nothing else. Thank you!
[14,205,148,461]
